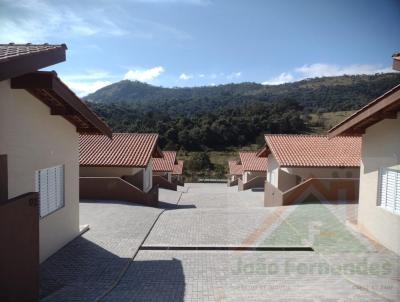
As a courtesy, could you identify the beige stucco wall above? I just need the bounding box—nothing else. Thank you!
[80,164,152,191]
[80,166,141,177]
[284,167,360,180]
[0,80,80,263]
[243,171,265,183]
[154,171,172,182]
[358,114,400,254]
[266,153,359,192]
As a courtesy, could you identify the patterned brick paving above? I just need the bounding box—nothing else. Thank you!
[40,184,400,301]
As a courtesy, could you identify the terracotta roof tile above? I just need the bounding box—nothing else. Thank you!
[0,43,66,62]
[265,134,361,167]
[153,151,177,172]
[228,160,243,175]
[173,160,184,175]
[239,152,267,172]
[80,133,159,167]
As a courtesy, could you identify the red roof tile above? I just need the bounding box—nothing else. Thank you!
[264,134,361,167]
[152,151,177,172]
[239,152,267,172]
[172,160,184,175]
[228,160,243,175]
[80,133,159,167]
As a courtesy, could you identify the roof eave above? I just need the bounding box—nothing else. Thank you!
[0,44,67,81]
[11,71,112,138]
[328,86,400,138]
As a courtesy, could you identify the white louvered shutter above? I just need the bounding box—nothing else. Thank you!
[35,165,65,218]
[379,168,400,215]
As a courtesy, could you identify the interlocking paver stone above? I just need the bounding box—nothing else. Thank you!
[40,201,163,301]
[104,250,385,302]
[40,183,400,301]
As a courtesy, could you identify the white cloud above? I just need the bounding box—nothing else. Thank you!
[62,71,113,81]
[179,73,193,80]
[0,0,128,43]
[227,71,242,79]
[198,74,205,78]
[263,63,393,85]
[65,80,112,97]
[262,72,294,85]
[295,63,392,78]
[124,66,165,82]
[132,0,210,5]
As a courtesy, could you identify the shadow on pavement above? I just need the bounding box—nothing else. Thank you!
[157,200,196,210]
[40,236,185,301]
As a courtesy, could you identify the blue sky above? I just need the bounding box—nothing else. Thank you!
[1,0,399,96]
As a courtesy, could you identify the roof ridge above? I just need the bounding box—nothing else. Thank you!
[112,132,159,136]
[265,133,328,137]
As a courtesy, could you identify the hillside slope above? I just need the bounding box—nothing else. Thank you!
[84,73,400,151]
[84,73,400,113]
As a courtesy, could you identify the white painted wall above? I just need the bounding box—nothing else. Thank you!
[143,159,153,193]
[0,80,80,263]
[267,154,279,187]
[358,114,400,254]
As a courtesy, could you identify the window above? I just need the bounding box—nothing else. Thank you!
[35,165,65,218]
[378,168,400,215]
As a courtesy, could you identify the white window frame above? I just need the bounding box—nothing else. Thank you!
[378,167,400,215]
[35,165,65,219]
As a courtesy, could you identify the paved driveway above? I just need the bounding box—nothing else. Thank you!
[41,184,400,301]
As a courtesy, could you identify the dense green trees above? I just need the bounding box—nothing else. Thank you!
[88,99,308,151]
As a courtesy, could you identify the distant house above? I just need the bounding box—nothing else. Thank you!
[227,160,242,186]
[152,151,181,190]
[79,133,162,204]
[261,134,361,206]
[172,160,185,186]
[153,151,177,182]
[237,152,267,190]
[329,82,400,254]
[0,42,112,274]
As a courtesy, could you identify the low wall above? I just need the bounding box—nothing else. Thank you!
[80,177,158,206]
[153,175,177,191]
[264,178,359,207]
[238,176,266,191]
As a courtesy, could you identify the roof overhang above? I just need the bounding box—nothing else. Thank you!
[393,53,400,71]
[328,84,400,138]
[0,44,67,81]
[11,71,112,138]
[256,144,270,158]
[152,144,164,159]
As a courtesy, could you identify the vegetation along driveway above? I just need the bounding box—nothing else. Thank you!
[40,184,400,301]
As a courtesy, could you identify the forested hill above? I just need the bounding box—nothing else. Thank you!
[84,73,400,151]
[84,73,400,113]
